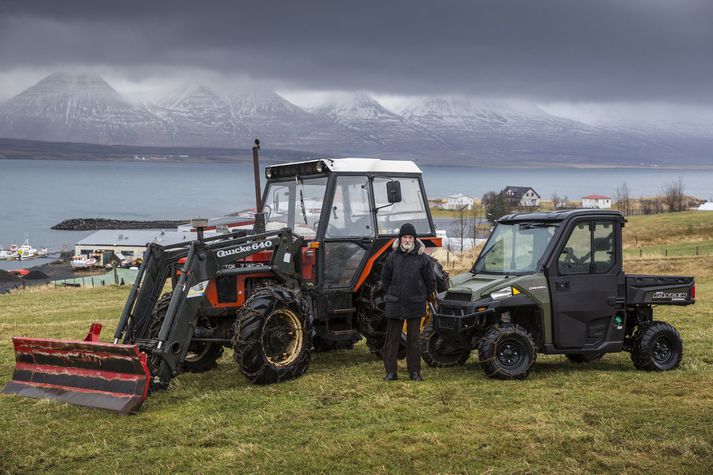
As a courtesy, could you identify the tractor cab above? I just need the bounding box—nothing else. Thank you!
[262,158,440,345]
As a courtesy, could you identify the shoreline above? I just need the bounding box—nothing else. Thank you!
[52,218,189,231]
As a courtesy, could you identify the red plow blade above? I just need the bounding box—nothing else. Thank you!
[2,326,151,414]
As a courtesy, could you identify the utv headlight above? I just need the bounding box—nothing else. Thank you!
[489,286,520,300]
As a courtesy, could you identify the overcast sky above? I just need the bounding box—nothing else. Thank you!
[0,0,712,111]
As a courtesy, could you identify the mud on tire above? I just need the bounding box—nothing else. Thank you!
[478,324,537,380]
[631,321,683,371]
[232,286,312,385]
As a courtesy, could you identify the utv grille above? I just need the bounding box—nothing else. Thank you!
[445,292,472,302]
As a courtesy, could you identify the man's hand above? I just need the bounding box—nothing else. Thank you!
[427,291,438,303]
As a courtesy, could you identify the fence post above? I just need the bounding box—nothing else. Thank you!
[91,278,94,287]
[639,249,642,257]
[114,266,118,285]
[665,249,668,257]
[696,246,699,256]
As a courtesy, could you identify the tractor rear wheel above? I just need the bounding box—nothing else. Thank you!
[150,293,224,373]
[631,321,683,371]
[478,324,537,380]
[356,258,406,359]
[421,323,470,367]
[566,353,604,364]
[232,286,312,385]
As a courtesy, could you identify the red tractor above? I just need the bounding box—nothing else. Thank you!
[4,156,447,413]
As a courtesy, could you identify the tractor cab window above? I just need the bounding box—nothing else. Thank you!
[263,177,328,239]
[473,222,557,275]
[373,177,431,235]
[326,176,374,238]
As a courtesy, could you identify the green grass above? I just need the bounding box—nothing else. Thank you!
[2,283,713,474]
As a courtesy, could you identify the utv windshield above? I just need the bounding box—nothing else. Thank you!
[472,222,558,275]
[263,177,328,239]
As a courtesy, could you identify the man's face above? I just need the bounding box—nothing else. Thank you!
[401,235,415,246]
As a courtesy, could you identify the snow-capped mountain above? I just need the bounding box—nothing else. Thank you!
[0,72,169,146]
[0,73,711,166]
[311,93,449,155]
[149,85,242,147]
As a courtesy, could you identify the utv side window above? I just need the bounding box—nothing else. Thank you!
[558,223,591,274]
[593,222,615,273]
[557,221,616,275]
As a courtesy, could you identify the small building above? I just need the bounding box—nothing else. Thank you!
[443,193,475,210]
[501,186,540,208]
[698,202,713,211]
[74,230,197,266]
[581,194,612,209]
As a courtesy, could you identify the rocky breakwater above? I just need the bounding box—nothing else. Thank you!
[52,218,188,231]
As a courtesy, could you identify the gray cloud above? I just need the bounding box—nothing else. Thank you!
[1,0,712,103]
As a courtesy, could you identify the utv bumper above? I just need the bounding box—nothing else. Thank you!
[433,307,496,336]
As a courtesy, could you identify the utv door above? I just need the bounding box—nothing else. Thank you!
[547,219,625,350]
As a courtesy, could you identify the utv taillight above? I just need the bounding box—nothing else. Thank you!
[691,284,696,300]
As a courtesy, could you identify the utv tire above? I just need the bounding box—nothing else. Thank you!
[631,321,683,371]
[566,353,604,364]
[149,292,224,373]
[421,324,470,367]
[478,324,537,380]
[232,286,312,385]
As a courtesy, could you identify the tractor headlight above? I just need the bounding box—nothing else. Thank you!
[315,161,324,173]
[489,286,520,300]
[265,167,272,178]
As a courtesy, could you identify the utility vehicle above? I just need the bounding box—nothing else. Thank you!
[4,155,446,413]
[423,209,695,379]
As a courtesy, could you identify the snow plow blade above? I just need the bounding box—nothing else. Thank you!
[2,325,151,415]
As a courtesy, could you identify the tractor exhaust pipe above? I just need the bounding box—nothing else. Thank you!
[252,139,266,234]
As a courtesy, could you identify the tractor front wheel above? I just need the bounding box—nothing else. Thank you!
[631,321,683,371]
[232,287,312,385]
[478,324,537,380]
[420,324,470,367]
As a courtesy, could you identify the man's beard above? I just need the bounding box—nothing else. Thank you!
[400,240,414,252]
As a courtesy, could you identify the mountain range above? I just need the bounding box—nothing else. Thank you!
[0,72,711,166]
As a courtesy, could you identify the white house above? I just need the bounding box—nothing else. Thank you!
[581,195,612,209]
[698,202,713,211]
[502,186,540,208]
[444,193,475,210]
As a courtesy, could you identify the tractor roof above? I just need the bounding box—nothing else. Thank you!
[499,209,624,224]
[266,158,421,179]
[322,158,421,174]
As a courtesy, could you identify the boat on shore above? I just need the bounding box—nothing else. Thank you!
[71,255,97,270]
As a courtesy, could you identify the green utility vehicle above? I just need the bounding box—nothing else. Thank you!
[424,209,695,379]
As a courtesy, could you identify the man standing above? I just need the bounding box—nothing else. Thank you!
[381,223,436,381]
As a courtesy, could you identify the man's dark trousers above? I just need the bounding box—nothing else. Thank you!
[384,318,421,375]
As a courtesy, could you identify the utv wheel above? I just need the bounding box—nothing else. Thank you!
[232,287,312,385]
[478,324,537,380]
[631,321,683,371]
[566,353,604,364]
[421,324,470,367]
[149,293,224,373]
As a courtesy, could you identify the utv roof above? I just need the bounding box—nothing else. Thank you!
[270,158,422,175]
[498,209,624,223]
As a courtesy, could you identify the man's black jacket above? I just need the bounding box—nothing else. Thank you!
[382,239,436,320]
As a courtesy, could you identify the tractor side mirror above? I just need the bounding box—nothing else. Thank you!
[386,181,402,204]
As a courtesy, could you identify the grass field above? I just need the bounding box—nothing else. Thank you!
[1,212,713,474]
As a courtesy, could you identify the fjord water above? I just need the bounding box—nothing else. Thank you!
[2,159,712,270]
